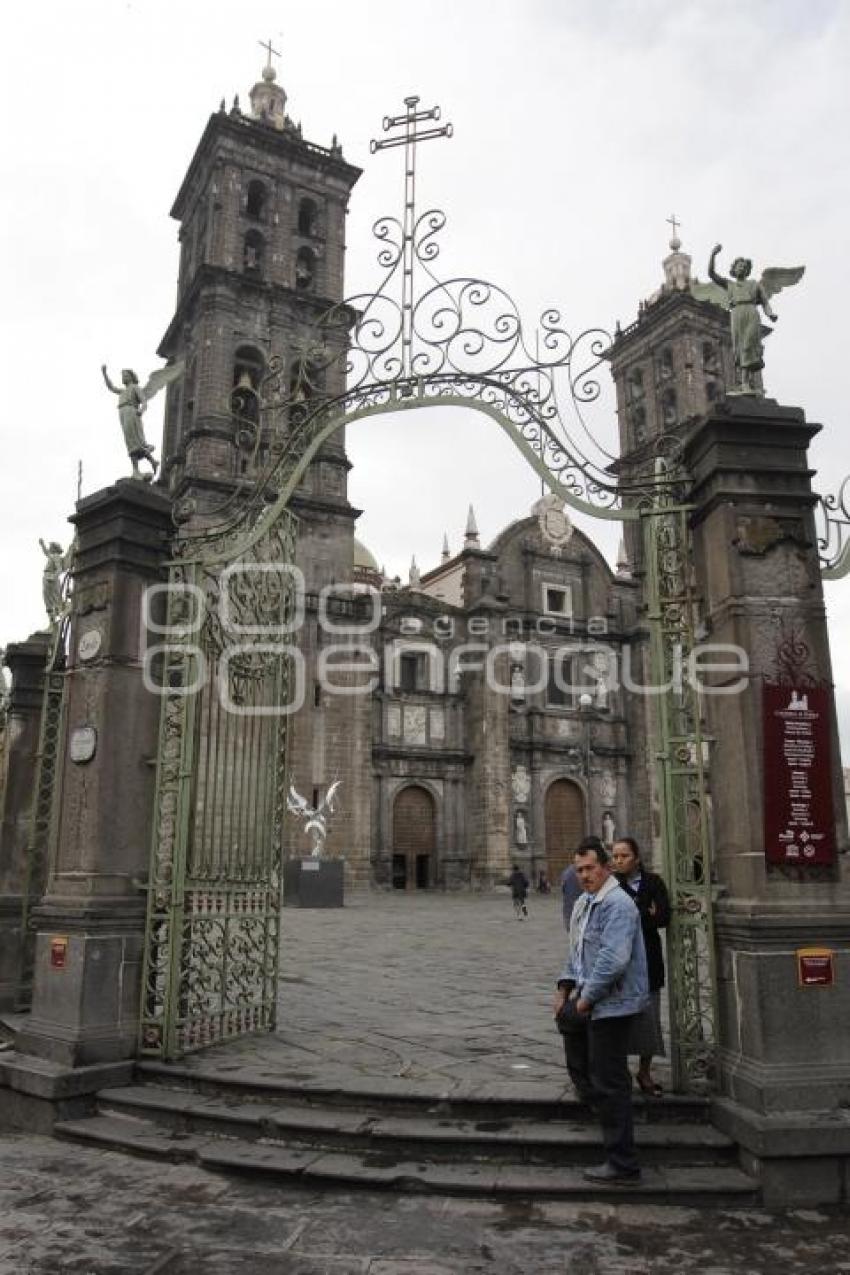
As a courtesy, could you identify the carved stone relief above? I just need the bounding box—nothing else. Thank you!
[403,705,427,745]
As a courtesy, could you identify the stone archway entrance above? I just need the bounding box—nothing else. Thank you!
[392,785,436,890]
[544,779,585,883]
[133,100,719,1085]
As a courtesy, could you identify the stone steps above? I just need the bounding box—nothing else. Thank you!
[90,1083,735,1166]
[53,1110,758,1204]
[135,1059,711,1124]
[52,1066,761,1204]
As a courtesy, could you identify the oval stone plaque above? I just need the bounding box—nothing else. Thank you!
[70,726,97,763]
[78,629,102,662]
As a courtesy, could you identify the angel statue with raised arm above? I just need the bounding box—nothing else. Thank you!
[101,361,184,480]
[286,780,342,857]
[691,247,804,396]
[38,537,73,626]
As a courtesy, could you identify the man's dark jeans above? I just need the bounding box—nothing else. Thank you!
[559,1003,639,1173]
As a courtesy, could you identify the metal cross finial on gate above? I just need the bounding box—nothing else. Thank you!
[371,97,453,376]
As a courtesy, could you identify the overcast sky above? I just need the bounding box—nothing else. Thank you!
[1,0,848,755]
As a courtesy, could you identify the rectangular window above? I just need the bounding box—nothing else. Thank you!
[546,654,574,707]
[400,652,426,692]
[543,584,572,617]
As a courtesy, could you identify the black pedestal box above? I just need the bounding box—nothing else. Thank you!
[283,858,344,907]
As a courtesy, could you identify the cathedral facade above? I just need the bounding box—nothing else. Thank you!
[157,62,734,889]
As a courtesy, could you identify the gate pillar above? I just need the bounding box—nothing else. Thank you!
[15,481,173,1068]
[683,398,850,1203]
[0,632,50,1009]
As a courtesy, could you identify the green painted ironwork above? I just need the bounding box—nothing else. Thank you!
[140,513,297,1058]
[643,479,717,1092]
[17,625,69,1009]
[818,477,850,579]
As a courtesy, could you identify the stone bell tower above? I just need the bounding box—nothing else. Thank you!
[156,52,372,876]
[157,50,362,589]
[607,224,735,575]
[603,226,737,867]
[609,225,734,456]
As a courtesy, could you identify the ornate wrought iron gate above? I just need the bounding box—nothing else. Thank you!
[138,94,730,1082]
[644,486,717,1091]
[140,511,298,1058]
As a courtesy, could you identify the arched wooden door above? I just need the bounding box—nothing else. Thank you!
[392,785,436,890]
[545,779,585,883]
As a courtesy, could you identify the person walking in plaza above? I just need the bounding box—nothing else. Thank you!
[612,836,671,1096]
[553,838,649,1182]
[508,864,530,919]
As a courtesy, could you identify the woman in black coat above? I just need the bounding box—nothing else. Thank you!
[612,836,671,1095]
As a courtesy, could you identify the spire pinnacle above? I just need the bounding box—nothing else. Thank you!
[464,505,479,548]
[441,533,450,562]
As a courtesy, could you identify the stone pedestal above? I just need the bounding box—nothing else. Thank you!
[683,399,850,1204]
[13,481,173,1070]
[0,632,50,1010]
[283,857,344,907]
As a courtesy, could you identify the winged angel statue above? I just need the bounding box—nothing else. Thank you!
[101,361,184,479]
[287,780,342,857]
[690,245,804,395]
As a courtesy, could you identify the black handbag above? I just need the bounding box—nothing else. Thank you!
[555,996,587,1036]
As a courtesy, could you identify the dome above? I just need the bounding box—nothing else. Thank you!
[353,537,379,573]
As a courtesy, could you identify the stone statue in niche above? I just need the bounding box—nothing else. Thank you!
[512,765,531,804]
[593,652,611,708]
[601,811,615,846]
[515,810,528,844]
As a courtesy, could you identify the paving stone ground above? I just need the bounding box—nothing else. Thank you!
[2,891,849,1273]
[190,888,672,1091]
[1,1133,849,1274]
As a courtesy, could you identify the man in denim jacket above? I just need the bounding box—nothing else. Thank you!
[553,838,649,1182]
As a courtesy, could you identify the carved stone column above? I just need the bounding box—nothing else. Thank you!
[683,398,850,1205]
[0,632,50,1009]
[14,481,173,1067]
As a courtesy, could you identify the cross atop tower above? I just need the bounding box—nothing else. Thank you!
[666,212,682,247]
[258,37,281,76]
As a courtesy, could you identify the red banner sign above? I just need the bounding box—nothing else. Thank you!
[763,684,837,865]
